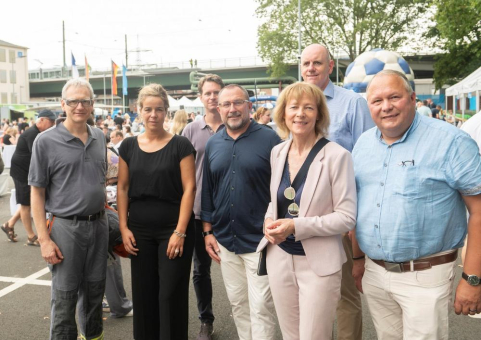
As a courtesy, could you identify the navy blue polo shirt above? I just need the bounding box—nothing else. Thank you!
[201,121,281,254]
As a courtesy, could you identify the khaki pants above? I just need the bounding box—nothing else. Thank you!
[218,243,276,340]
[363,257,455,340]
[336,234,363,340]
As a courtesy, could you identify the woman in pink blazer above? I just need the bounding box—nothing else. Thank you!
[257,82,357,340]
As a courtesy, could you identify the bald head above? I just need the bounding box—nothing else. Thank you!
[301,44,334,90]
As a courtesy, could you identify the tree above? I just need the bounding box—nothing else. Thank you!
[430,0,481,89]
[256,0,429,78]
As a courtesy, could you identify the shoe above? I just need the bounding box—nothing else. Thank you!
[27,235,40,246]
[196,323,214,340]
[124,309,133,317]
[102,300,110,313]
[1,222,17,242]
[469,313,481,318]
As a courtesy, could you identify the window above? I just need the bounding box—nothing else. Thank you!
[11,92,17,104]
[9,50,15,63]
[0,70,6,83]
[0,92,7,103]
[9,70,16,84]
[0,49,5,62]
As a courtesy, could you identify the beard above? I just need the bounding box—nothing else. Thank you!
[225,112,250,131]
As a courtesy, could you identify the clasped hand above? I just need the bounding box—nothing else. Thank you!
[264,219,295,244]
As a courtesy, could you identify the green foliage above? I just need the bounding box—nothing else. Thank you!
[256,0,429,78]
[431,0,481,89]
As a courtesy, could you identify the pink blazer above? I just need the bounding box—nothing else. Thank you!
[256,139,357,277]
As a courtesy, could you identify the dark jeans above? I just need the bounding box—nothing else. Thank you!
[193,219,215,324]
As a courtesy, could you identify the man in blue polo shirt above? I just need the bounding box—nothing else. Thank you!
[201,84,281,340]
[352,70,481,339]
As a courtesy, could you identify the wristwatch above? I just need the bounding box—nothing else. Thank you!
[462,272,481,286]
[202,230,214,237]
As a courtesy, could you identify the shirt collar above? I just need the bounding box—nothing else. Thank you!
[375,111,421,145]
[323,80,335,99]
[57,122,95,142]
[200,116,225,132]
[221,119,261,140]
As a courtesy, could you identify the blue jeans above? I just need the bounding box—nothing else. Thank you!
[48,215,108,340]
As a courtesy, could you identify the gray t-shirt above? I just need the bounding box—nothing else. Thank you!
[182,118,224,219]
[29,123,106,216]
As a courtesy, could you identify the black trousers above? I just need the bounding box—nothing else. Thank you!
[192,219,215,324]
[130,220,194,340]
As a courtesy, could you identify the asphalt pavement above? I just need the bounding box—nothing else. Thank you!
[0,169,479,339]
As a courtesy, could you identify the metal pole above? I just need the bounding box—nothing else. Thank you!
[298,0,301,81]
[103,73,106,105]
[63,21,66,78]
[125,34,128,68]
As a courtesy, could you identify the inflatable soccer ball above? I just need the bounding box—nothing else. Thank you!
[343,48,415,93]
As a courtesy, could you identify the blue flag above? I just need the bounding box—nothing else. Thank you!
[71,52,79,79]
[122,65,128,96]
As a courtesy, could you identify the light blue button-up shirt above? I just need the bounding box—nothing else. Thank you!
[353,113,481,262]
[324,80,374,152]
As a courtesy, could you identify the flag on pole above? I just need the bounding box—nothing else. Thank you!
[85,55,91,81]
[122,65,128,96]
[71,53,79,79]
[112,61,119,96]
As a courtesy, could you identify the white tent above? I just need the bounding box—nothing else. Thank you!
[176,96,204,115]
[168,95,180,111]
[445,66,481,116]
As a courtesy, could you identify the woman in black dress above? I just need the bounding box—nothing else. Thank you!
[117,83,196,340]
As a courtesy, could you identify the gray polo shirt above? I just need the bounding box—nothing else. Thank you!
[29,122,106,216]
[182,118,224,219]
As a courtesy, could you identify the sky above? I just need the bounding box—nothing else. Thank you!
[2,0,262,71]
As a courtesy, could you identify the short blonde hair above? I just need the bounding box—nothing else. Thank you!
[137,83,169,110]
[274,82,330,140]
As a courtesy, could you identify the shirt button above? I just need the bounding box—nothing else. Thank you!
[234,235,236,237]
[384,163,387,167]
[380,182,384,186]
[388,145,392,148]
[233,154,236,157]
[231,204,234,207]
[231,187,234,190]
[232,219,234,222]
[232,170,235,174]
[377,203,380,207]
[378,245,381,248]
[375,225,378,228]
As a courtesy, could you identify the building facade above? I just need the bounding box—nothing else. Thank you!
[0,40,29,105]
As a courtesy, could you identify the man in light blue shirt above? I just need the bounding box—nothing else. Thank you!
[416,100,432,117]
[352,70,481,339]
[301,43,374,340]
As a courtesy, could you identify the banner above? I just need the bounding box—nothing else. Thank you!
[112,61,119,96]
[122,65,128,96]
[71,53,79,79]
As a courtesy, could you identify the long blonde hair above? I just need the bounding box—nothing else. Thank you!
[171,110,188,135]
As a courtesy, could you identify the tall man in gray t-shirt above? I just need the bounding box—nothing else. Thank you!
[182,74,224,340]
[30,78,108,340]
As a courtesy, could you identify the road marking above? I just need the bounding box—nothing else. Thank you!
[0,267,51,298]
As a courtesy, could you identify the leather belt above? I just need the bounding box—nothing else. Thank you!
[372,251,458,273]
[54,210,105,222]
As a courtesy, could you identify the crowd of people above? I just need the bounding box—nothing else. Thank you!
[1,43,480,340]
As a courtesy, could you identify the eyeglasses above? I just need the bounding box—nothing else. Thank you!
[284,186,299,216]
[218,100,249,109]
[64,99,94,108]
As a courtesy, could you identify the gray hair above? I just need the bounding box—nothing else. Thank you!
[366,70,413,97]
[61,78,94,99]
[218,84,249,100]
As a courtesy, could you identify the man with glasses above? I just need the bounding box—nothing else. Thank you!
[301,43,374,340]
[30,78,108,340]
[182,74,224,340]
[201,84,281,340]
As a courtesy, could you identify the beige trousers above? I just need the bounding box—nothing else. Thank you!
[266,243,342,340]
[363,257,456,340]
[217,243,276,340]
[336,234,363,340]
